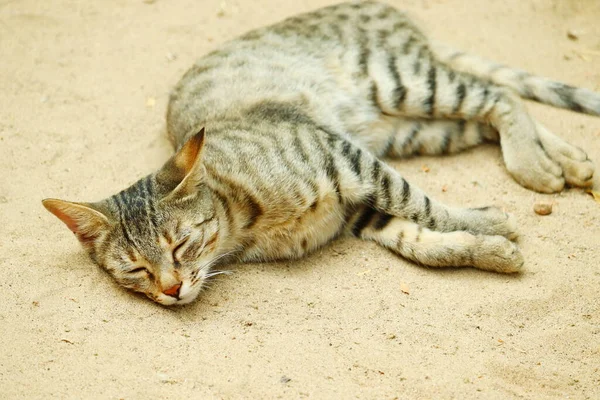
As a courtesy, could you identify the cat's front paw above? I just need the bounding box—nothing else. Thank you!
[473,236,524,274]
[458,206,519,240]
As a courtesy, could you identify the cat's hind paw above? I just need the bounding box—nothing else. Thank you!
[502,121,595,193]
[502,137,566,193]
[535,122,595,188]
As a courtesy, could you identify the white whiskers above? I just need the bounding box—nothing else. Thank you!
[204,270,233,278]
[193,251,236,281]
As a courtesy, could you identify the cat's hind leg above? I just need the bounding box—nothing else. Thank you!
[348,206,523,273]
[366,29,594,191]
[368,116,593,188]
[432,42,600,117]
[368,118,498,158]
[432,44,597,189]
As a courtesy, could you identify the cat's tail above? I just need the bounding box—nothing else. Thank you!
[432,42,600,116]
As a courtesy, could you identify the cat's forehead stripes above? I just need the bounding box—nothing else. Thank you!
[110,176,160,248]
[142,175,160,228]
[161,229,174,245]
[126,246,138,262]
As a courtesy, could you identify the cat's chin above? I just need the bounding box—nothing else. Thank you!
[155,294,179,306]
[154,293,197,306]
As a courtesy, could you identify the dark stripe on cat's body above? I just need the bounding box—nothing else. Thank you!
[554,84,585,113]
[274,136,320,202]
[369,82,382,110]
[379,174,391,210]
[472,86,489,117]
[448,69,456,83]
[400,179,411,206]
[457,120,467,136]
[387,55,407,109]
[424,65,437,116]
[424,196,432,220]
[210,188,234,230]
[312,128,342,200]
[373,213,393,230]
[204,164,262,230]
[341,140,352,158]
[401,122,421,154]
[428,217,437,230]
[440,131,451,154]
[349,147,362,177]
[370,159,381,188]
[382,132,396,157]
[242,193,263,229]
[352,207,376,236]
[402,35,416,54]
[324,153,342,200]
[292,130,311,165]
[453,83,467,115]
[410,212,419,223]
[246,100,315,126]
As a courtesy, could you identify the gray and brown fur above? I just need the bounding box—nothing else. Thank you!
[43,1,598,306]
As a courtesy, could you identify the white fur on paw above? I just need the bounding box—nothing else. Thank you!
[536,123,595,188]
[463,207,519,240]
[501,212,519,241]
[504,141,565,193]
[474,236,524,274]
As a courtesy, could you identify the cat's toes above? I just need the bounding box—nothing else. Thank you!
[462,207,519,240]
[484,208,519,240]
[504,142,565,193]
[474,236,524,274]
[536,123,595,188]
[559,156,594,187]
[500,212,519,241]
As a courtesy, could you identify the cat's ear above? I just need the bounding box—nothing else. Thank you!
[156,127,206,202]
[42,199,110,247]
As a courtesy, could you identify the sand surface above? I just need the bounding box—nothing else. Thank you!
[1,0,600,398]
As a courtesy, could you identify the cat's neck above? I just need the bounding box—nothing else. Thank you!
[204,182,240,259]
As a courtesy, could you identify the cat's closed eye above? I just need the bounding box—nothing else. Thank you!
[128,267,149,274]
[172,237,189,261]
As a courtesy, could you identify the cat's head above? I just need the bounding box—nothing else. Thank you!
[43,129,222,306]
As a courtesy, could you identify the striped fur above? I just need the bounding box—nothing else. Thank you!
[44,1,598,305]
[432,42,600,116]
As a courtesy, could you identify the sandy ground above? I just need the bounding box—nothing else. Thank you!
[1,0,599,398]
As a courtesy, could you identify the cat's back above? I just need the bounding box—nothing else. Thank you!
[166,1,411,147]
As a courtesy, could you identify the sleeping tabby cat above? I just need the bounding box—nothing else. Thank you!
[43,1,599,305]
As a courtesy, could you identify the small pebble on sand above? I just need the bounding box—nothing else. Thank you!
[533,202,552,215]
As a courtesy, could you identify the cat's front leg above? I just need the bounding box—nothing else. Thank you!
[346,205,523,273]
[332,133,518,239]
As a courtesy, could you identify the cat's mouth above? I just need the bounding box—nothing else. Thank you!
[153,280,203,306]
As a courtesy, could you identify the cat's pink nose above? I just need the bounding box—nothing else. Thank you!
[163,283,182,298]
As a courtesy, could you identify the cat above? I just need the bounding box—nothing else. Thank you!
[43,1,599,306]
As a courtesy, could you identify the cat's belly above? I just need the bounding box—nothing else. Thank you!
[238,179,347,262]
